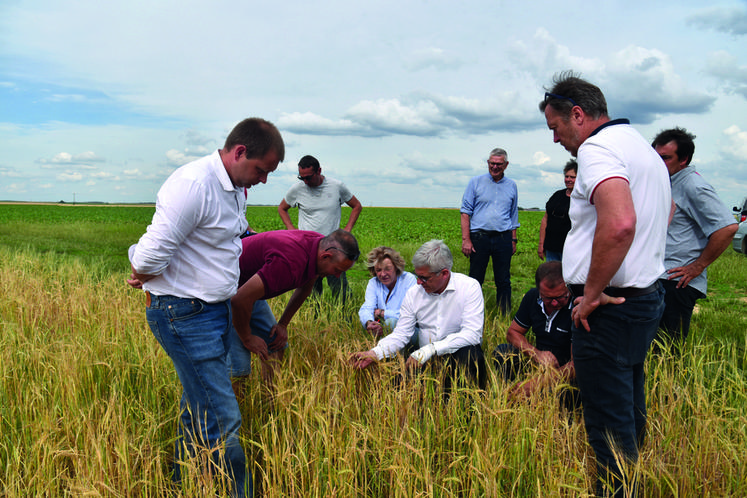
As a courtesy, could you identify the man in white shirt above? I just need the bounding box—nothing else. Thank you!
[127,118,284,498]
[540,72,670,497]
[278,155,362,303]
[349,240,486,391]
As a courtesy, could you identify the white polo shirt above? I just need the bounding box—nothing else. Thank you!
[562,120,671,288]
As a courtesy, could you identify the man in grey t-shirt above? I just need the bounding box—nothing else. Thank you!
[652,128,737,349]
[278,155,362,303]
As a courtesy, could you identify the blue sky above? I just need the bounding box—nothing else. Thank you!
[1,0,746,211]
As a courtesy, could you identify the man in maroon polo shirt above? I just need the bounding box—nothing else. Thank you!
[229,229,359,385]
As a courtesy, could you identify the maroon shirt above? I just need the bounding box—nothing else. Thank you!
[239,230,324,299]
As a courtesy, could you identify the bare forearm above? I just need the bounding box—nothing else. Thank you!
[279,211,295,230]
[460,213,472,241]
[539,214,547,245]
[696,225,739,269]
[344,206,362,232]
[278,283,314,326]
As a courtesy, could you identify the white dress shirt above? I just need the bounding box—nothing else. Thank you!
[372,272,484,360]
[129,150,248,302]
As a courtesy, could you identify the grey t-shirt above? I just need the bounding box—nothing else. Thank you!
[283,177,353,235]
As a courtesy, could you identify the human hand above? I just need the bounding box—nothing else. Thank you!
[349,351,378,369]
[533,350,560,369]
[461,239,474,257]
[667,263,704,289]
[405,356,425,370]
[126,274,143,289]
[572,292,625,332]
[127,264,153,289]
[268,324,288,350]
[241,334,269,361]
[537,244,545,261]
[366,320,384,338]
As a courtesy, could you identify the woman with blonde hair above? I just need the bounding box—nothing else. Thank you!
[358,246,417,338]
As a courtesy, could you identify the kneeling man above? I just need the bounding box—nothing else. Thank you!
[493,261,575,402]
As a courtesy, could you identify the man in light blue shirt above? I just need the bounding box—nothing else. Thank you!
[460,147,519,315]
[652,127,737,350]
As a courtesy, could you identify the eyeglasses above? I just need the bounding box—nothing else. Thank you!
[539,290,570,304]
[488,161,507,168]
[327,246,360,262]
[297,173,316,181]
[544,92,579,108]
[416,270,442,283]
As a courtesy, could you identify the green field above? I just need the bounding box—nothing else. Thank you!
[1,203,746,496]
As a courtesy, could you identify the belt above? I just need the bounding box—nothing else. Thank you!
[472,229,511,236]
[145,290,152,307]
[569,281,659,299]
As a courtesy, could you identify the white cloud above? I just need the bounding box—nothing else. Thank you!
[165,149,202,167]
[687,6,747,36]
[532,151,551,166]
[57,171,83,181]
[37,150,105,166]
[720,125,747,162]
[508,28,603,77]
[4,183,27,193]
[278,112,364,136]
[706,50,747,99]
[404,47,464,71]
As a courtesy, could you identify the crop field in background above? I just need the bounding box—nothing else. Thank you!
[1,203,746,496]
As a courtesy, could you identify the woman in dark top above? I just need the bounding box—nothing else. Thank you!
[538,160,577,261]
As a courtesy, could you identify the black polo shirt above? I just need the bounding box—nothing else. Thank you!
[513,288,573,366]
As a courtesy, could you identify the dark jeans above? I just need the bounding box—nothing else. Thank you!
[656,278,703,350]
[440,344,488,392]
[572,285,664,497]
[313,272,351,305]
[469,230,512,315]
[397,344,487,394]
[545,250,562,262]
[146,294,248,497]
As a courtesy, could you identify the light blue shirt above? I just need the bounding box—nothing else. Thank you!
[460,173,519,232]
[358,272,417,328]
[662,166,736,294]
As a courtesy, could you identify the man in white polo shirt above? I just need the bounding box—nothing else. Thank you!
[540,72,670,497]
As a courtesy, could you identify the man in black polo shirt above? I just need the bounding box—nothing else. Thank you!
[492,261,574,400]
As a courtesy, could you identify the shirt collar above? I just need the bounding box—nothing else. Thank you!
[588,118,630,139]
[210,150,238,192]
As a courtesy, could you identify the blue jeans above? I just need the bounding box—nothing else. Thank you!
[545,249,562,262]
[469,230,512,314]
[572,286,664,497]
[146,294,249,497]
[227,299,282,377]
